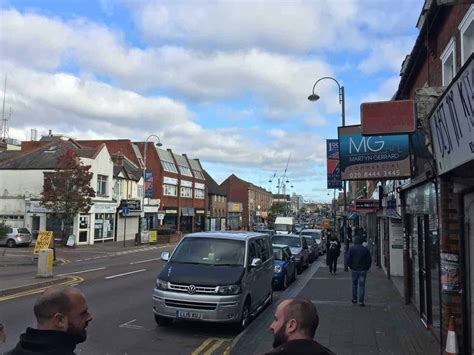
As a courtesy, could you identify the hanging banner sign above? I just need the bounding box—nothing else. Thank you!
[429,56,474,175]
[338,125,411,180]
[144,170,153,198]
[326,139,342,189]
[361,100,415,135]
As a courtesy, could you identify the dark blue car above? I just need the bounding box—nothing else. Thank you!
[272,244,297,290]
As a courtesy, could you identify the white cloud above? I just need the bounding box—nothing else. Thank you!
[363,76,400,103]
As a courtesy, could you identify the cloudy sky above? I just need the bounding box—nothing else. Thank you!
[0,0,422,202]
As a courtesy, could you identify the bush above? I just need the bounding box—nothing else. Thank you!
[0,221,9,238]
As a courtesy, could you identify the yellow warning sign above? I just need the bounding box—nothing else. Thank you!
[33,231,53,255]
[149,230,157,244]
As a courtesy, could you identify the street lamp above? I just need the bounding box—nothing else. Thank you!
[308,76,348,248]
[140,134,162,244]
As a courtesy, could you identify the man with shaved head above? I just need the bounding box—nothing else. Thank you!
[7,285,92,355]
[266,298,334,354]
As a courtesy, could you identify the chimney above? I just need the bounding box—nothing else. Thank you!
[111,151,124,166]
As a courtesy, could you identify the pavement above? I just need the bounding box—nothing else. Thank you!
[0,240,174,300]
[231,260,440,355]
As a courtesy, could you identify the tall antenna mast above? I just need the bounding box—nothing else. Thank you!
[1,73,8,141]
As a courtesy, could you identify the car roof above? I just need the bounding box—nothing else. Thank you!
[182,231,269,241]
[272,234,301,238]
[301,229,322,233]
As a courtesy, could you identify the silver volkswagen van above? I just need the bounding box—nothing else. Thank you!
[152,232,274,330]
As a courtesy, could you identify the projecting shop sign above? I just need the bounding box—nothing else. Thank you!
[338,125,411,180]
[429,56,474,175]
[326,139,342,189]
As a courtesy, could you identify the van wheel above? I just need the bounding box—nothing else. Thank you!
[154,314,173,326]
[7,239,16,248]
[238,299,251,331]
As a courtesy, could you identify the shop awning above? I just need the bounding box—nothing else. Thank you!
[349,212,359,220]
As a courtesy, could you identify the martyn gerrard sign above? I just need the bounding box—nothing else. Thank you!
[338,125,411,180]
[326,139,342,189]
[361,100,415,135]
[429,55,474,175]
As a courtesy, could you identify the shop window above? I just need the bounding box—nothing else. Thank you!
[194,189,205,199]
[459,5,474,65]
[163,184,177,196]
[180,186,192,198]
[440,37,456,86]
[94,213,114,240]
[97,175,108,196]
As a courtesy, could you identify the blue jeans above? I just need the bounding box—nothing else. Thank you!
[352,270,367,304]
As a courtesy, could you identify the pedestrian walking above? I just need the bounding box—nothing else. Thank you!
[266,298,334,355]
[327,236,341,274]
[7,285,92,355]
[346,235,372,307]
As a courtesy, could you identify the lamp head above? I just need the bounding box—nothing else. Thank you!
[308,93,320,102]
[156,142,163,147]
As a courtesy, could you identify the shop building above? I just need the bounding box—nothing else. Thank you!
[203,169,227,231]
[393,2,473,351]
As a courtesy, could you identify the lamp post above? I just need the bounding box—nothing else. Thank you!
[140,134,162,245]
[308,76,348,247]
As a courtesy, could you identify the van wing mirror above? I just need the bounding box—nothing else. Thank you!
[250,258,262,267]
[161,251,170,261]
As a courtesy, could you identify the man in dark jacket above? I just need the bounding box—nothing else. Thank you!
[346,235,372,307]
[7,285,92,355]
[327,236,341,274]
[266,298,334,355]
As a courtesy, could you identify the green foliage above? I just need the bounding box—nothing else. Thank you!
[268,202,288,227]
[0,221,9,238]
[40,149,96,239]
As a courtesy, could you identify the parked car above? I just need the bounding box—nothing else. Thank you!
[300,234,319,263]
[301,229,324,255]
[0,227,33,248]
[153,231,274,330]
[272,234,309,274]
[272,244,297,290]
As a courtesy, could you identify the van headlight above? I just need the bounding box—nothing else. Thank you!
[274,265,282,273]
[156,279,169,290]
[216,285,241,295]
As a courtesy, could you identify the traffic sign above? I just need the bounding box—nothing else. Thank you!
[33,231,53,255]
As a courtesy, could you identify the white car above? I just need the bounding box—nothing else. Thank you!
[0,227,33,247]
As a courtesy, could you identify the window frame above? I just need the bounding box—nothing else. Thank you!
[163,184,177,196]
[180,186,192,198]
[161,160,178,174]
[97,175,108,196]
[194,188,205,199]
[440,37,456,86]
[193,169,204,179]
[178,165,193,177]
[459,5,474,66]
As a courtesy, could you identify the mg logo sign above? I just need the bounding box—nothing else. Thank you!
[349,136,384,154]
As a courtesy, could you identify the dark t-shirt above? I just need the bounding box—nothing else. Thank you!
[264,339,335,355]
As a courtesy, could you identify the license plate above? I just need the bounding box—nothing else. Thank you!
[176,310,203,319]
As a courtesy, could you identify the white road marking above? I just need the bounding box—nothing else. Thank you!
[130,257,161,265]
[105,269,146,279]
[57,267,106,276]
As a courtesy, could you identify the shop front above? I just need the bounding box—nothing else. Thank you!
[180,207,194,233]
[116,199,140,242]
[194,209,205,232]
[401,180,440,339]
[163,208,178,229]
[93,202,118,244]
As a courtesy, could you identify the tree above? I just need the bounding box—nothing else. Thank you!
[41,149,95,244]
[267,202,288,227]
[0,221,8,238]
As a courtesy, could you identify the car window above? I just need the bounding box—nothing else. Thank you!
[273,248,283,260]
[272,235,301,247]
[304,236,314,245]
[248,241,257,263]
[17,228,30,234]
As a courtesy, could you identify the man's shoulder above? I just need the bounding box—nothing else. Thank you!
[264,339,335,355]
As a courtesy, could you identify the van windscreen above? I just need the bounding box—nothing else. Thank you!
[171,238,245,266]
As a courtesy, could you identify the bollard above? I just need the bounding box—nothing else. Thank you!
[37,248,54,278]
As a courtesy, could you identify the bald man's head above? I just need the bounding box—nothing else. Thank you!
[34,286,92,344]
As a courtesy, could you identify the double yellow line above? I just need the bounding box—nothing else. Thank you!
[192,337,232,355]
[0,276,84,302]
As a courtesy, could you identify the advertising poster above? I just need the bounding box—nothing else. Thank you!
[144,170,153,198]
[338,125,411,180]
[326,139,342,189]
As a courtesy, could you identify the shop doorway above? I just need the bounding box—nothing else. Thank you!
[417,215,432,326]
[31,216,40,241]
[464,192,474,354]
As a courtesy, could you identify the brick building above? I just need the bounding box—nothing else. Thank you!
[203,169,227,231]
[393,2,473,353]
[220,174,272,230]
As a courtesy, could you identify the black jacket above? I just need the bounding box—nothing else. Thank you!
[6,327,77,355]
[327,239,341,257]
[346,236,372,271]
[264,339,335,355]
